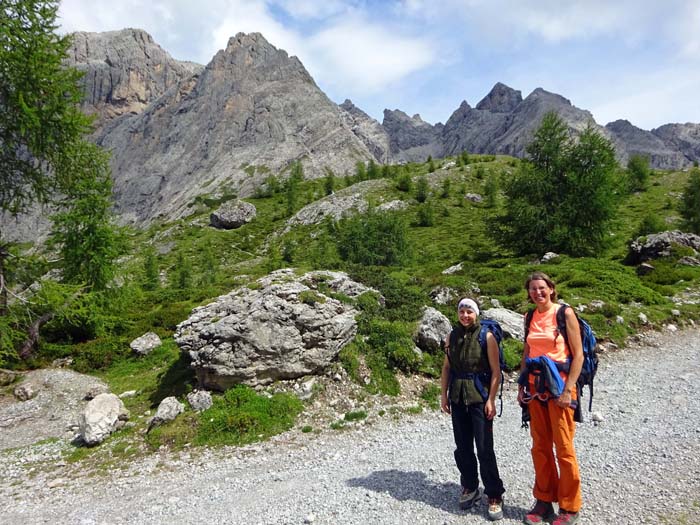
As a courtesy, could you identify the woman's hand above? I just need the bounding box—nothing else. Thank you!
[556,389,572,408]
[441,393,451,414]
[484,399,496,420]
[517,385,526,404]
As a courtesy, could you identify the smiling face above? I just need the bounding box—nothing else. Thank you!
[528,279,554,308]
[458,306,478,327]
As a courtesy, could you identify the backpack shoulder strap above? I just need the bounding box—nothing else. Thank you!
[524,308,535,340]
[556,303,572,346]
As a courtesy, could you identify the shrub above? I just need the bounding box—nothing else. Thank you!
[196,385,303,447]
[334,209,412,266]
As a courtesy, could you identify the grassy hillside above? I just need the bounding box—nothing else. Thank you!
[9,153,700,457]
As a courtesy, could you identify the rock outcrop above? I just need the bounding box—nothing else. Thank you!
[627,230,700,264]
[652,123,700,165]
[66,29,202,125]
[174,269,379,390]
[339,99,391,163]
[382,109,443,162]
[605,120,690,169]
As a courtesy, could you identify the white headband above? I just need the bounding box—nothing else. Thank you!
[457,298,479,316]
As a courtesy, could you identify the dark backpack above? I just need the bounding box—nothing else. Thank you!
[524,304,599,419]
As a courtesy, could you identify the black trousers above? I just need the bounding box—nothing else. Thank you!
[451,400,505,498]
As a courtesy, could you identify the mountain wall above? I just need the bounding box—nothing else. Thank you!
[3,28,699,240]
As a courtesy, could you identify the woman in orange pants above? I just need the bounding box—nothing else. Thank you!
[518,272,583,525]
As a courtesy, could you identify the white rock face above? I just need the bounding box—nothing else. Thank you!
[79,393,129,446]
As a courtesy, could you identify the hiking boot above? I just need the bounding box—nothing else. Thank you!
[524,499,556,525]
[552,511,579,525]
[488,497,504,521]
[459,487,480,509]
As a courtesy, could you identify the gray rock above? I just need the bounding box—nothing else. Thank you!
[638,313,649,324]
[541,252,559,262]
[442,263,463,275]
[148,397,185,430]
[430,286,455,305]
[210,200,257,229]
[84,384,110,400]
[79,393,129,446]
[414,307,452,352]
[93,32,376,226]
[0,369,23,387]
[376,199,409,212]
[13,382,37,402]
[482,307,525,341]
[129,331,162,356]
[186,390,213,412]
[464,193,483,203]
[174,269,363,390]
[628,230,700,264]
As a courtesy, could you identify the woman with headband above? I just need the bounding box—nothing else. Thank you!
[441,297,505,521]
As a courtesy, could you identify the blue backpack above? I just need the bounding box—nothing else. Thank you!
[524,303,599,420]
[448,318,506,416]
[479,319,507,417]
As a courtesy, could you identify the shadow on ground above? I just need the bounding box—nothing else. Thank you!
[347,469,528,520]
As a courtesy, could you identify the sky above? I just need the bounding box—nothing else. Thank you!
[57,0,700,131]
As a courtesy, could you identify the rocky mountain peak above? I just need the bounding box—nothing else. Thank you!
[208,32,313,85]
[476,82,522,113]
[66,28,202,122]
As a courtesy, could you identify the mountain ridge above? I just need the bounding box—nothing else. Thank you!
[2,28,699,240]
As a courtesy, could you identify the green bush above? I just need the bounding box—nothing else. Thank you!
[334,209,412,266]
[196,385,303,447]
[501,338,522,370]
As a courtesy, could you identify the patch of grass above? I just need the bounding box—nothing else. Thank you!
[194,385,303,447]
[344,410,367,421]
[330,420,345,430]
[301,425,313,433]
[420,383,441,410]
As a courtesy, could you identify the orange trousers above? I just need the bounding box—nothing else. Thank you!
[528,399,582,512]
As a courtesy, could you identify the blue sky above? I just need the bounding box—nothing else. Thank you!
[58,0,700,131]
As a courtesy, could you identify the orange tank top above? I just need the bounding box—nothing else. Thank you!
[526,304,569,361]
[526,304,574,394]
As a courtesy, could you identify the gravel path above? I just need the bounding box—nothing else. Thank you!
[1,328,699,524]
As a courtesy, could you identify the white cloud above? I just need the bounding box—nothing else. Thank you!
[306,19,436,94]
[272,0,349,20]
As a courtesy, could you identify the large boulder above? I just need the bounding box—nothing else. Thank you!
[627,230,700,264]
[210,200,257,229]
[415,307,452,352]
[78,393,129,446]
[174,269,373,390]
